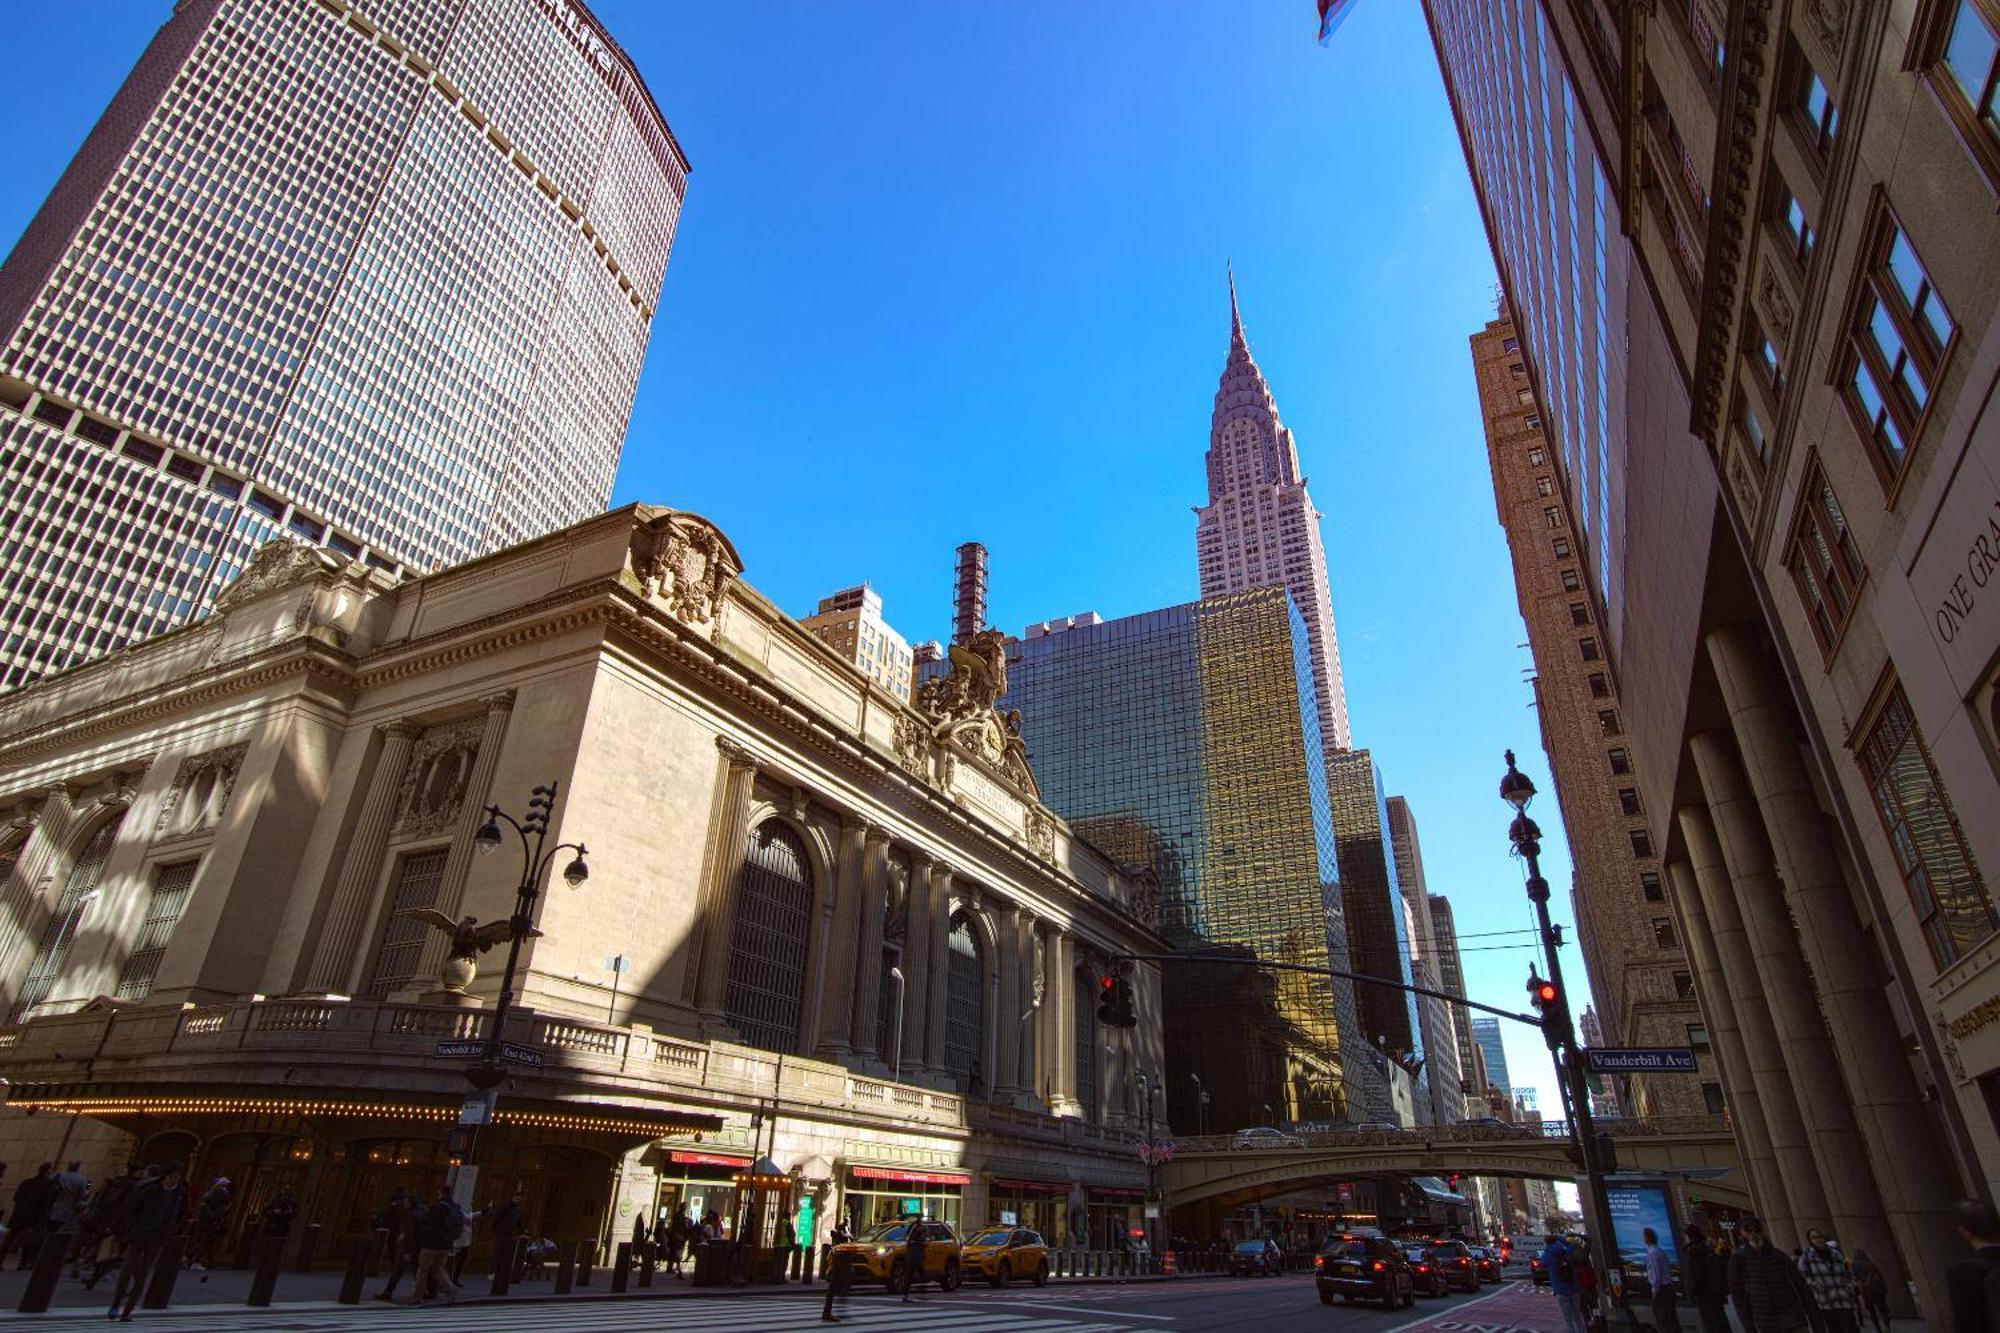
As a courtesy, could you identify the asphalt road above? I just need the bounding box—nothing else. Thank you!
[958,1269,1538,1332]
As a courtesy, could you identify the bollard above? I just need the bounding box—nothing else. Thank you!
[142,1235,187,1310]
[801,1243,815,1285]
[554,1239,578,1294]
[16,1231,71,1313]
[338,1237,373,1304]
[247,1234,286,1306]
[639,1240,656,1287]
[492,1236,522,1296]
[577,1238,595,1287]
[296,1222,320,1272]
[368,1226,389,1276]
[611,1241,631,1293]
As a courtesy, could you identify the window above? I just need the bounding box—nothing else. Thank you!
[1580,637,1601,662]
[1570,602,1591,627]
[1561,568,1582,592]
[1619,787,1642,817]
[1688,1023,1711,1053]
[1842,207,1953,481]
[1631,828,1655,859]
[945,911,986,1094]
[1525,413,1543,430]
[368,848,448,998]
[1075,967,1098,1121]
[1856,681,1996,964]
[1651,916,1678,948]
[1737,394,1772,471]
[1553,537,1572,559]
[1537,476,1555,497]
[724,821,816,1054]
[12,813,125,1021]
[1927,0,2000,182]
[1544,505,1563,528]
[1703,1083,1727,1115]
[1797,53,1841,156]
[1599,709,1622,736]
[1589,672,1610,699]
[1528,447,1547,466]
[1641,870,1665,902]
[1609,747,1632,775]
[1673,971,1697,1001]
[1752,323,1786,396]
[115,861,197,1001]
[1785,460,1866,655]
[1503,337,1520,353]
[1776,185,1815,266]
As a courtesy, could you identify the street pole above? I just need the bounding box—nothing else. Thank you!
[888,966,906,1082]
[1501,751,1626,1327]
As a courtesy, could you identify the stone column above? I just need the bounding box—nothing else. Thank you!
[1664,852,1789,1235]
[1018,911,1041,1101]
[814,816,868,1061]
[923,862,952,1073]
[849,831,891,1062]
[896,851,934,1076]
[0,788,76,1010]
[1050,929,1077,1109]
[994,903,1022,1098]
[1707,625,1958,1298]
[304,722,420,993]
[1690,731,1859,1237]
[415,692,515,986]
[692,740,760,1020]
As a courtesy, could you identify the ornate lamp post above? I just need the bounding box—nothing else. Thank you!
[1500,751,1624,1324]
[466,781,589,1095]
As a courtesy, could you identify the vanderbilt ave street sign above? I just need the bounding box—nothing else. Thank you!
[1587,1047,1697,1073]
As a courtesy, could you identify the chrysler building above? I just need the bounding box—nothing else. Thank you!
[1194,273,1353,751]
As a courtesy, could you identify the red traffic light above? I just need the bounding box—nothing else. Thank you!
[1533,981,1558,1004]
[1100,975,1116,992]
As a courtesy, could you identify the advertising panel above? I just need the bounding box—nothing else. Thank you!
[1606,1180,1678,1278]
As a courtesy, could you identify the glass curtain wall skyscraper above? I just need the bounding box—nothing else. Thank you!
[0,0,688,690]
[1002,587,1385,1132]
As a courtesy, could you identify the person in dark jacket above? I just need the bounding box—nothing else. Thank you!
[373,1190,418,1302]
[1730,1216,1808,1333]
[406,1189,462,1306]
[1,1163,57,1268]
[902,1222,927,1302]
[1946,1198,2000,1333]
[489,1194,523,1286]
[260,1187,299,1240]
[1682,1224,1730,1333]
[79,1164,146,1288]
[110,1163,188,1323]
[1847,1248,1889,1333]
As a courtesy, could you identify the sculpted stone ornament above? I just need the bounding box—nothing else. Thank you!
[637,511,743,630]
[399,910,542,993]
[915,630,1041,798]
[1024,806,1056,861]
[212,538,346,612]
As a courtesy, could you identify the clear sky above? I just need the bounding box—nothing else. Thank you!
[0,1,1587,1126]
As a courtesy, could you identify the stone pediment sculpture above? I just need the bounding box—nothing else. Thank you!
[634,510,743,631]
[212,538,347,611]
[399,910,542,993]
[914,629,1040,799]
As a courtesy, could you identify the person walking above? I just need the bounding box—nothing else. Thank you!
[665,1208,688,1278]
[489,1194,523,1286]
[109,1163,188,1324]
[405,1188,461,1306]
[1796,1229,1859,1333]
[373,1191,419,1302]
[1847,1248,1888,1333]
[2,1163,57,1268]
[1729,1216,1809,1333]
[80,1163,146,1289]
[822,1245,854,1323]
[185,1176,231,1271]
[1645,1227,1682,1331]
[261,1187,299,1243]
[49,1159,90,1261]
[1682,1224,1730,1333]
[1539,1232,1588,1333]
[902,1221,928,1302]
[1945,1198,2000,1333]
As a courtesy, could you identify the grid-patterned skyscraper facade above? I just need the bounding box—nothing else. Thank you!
[0,0,687,690]
[1192,275,1352,751]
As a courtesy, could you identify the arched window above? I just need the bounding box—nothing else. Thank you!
[944,911,985,1094]
[1074,967,1098,1122]
[724,821,814,1054]
[13,812,124,1021]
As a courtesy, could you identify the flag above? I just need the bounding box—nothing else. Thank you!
[1317,0,1359,44]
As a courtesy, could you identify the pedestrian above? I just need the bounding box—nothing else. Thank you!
[701,1209,721,1242]
[489,1193,523,1286]
[373,1191,419,1302]
[1645,1227,1682,1331]
[1,1163,57,1268]
[822,1245,853,1322]
[631,1209,648,1255]
[405,1187,461,1306]
[448,1198,478,1281]
[1729,1216,1809,1333]
[109,1163,188,1324]
[50,1160,90,1244]
[903,1220,928,1302]
[1575,1239,1601,1326]
[1796,1229,1859,1333]
[80,1163,146,1289]
[261,1187,299,1242]
[1847,1248,1888,1333]
[665,1208,688,1278]
[1539,1231,1588,1333]
[1946,1198,2000,1333]
[1682,1224,1730,1333]
[185,1176,231,1270]
[823,1217,850,1278]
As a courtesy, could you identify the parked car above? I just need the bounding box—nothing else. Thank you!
[1427,1239,1481,1292]
[1469,1246,1504,1283]
[1228,1238,1283,1276]
[828,1219,963,1290]
[959,1226,1049,1287]
[1530,1252,1548,1286]
[1231,1125,1302,1149]
[1317,1235,1414,1308]
[1403,1245,1450,1297]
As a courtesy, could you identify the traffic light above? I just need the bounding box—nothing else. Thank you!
[1096,974,1138,1028]
[1527,969,1568,1051]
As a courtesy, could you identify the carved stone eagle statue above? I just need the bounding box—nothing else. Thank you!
[397,910,542,993]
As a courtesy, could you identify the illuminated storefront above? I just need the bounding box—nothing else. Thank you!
[842,1166,968,1230]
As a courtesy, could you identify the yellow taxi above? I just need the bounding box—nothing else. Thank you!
[959,1226,1051,1287]
[828,1219,964,1290]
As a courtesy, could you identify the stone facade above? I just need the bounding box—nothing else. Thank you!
[0,505,1167,1259]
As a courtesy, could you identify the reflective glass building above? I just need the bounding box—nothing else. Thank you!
[1324,749,1422,1057]
[1001,586,1384,1132]
[0,0,687,690]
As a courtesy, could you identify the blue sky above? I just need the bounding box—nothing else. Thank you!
[1,1,1584,1121]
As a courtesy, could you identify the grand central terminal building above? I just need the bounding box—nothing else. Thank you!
[0,505,1168,1257]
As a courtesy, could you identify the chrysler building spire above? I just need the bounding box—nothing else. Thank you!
[1194,272,1353,751]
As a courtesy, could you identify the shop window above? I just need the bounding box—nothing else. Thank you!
[723,821,815,1054]
[1855,680,1996,964]
[1840,203,1953,484]
[1785,458,1865,656]
[115,860,197,1002]
[12,812,125,1021]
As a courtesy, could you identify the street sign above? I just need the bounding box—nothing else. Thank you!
[435,1039,485,1059]
[459,1092,496,1125]
[1587,1047,1697,1073]
[500,1041,543,1067]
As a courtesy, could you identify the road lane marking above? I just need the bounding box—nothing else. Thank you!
[988,1300,1176,1320]
[1384,1282,1533,1332]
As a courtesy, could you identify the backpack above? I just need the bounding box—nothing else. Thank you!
[1554,1244,1577,1285]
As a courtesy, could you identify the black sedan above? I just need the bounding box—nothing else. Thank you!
[1469,1246,1504,1283]
[1228,1238,1283,1277]
[1403,1246,1451,1296]
[1428,1240,1482,1292]
[1316,1236,1414,1309]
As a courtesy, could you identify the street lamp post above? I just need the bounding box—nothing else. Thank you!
[465,780,589,1109]
[1500,750,1624,1324]
[1137,1072,1162,1259]
[888,965,906,1082]
[1190,1073,1210,1137]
